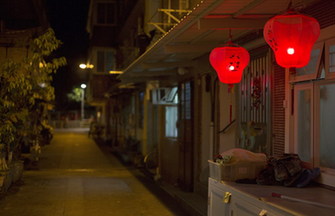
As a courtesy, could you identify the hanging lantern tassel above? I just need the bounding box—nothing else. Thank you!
[228,84,234,123]
[210,43,248,123]
[209,42,250,85]
[263,11,320,68]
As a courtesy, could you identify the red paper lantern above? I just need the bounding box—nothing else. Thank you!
[209,43,250,84]
[264,11,320,68]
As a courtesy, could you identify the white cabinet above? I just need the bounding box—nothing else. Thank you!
[208,178,293,216]
[230,196,282,216]
[208,178,284,216]
[208,179,233,216]
[208,178,335,216]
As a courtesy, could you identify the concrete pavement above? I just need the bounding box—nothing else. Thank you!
[0,129,190,216]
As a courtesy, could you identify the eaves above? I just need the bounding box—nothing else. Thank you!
[119,0,319,83]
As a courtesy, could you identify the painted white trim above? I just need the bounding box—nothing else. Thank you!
[290,42,324,82]
[325,37,335,79]
[319,172,335,188]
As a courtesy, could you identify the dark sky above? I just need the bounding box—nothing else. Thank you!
[45,0,90,110]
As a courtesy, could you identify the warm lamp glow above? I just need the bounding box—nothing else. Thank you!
[109,71,123,74]
[81,84,87,89]
[39,83,46,88]
[79,64,87,69]
[79,64,94,69]
[287,48,294,55]
[264,11,320,68]
[209,43,250,84]
[228,65,235,71]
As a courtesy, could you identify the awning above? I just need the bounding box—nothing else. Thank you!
[119,0,318,83]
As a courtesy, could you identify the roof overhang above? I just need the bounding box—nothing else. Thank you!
[119,0,319,83]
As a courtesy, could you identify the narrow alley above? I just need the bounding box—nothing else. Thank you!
[0,129,190,216]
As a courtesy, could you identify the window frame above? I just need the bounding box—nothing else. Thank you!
[290,31,335,187]
[292,78,335,188]
[291,42,324,82]
[325,37,335,79]
[95,48,115,73]
[94,1,117,26]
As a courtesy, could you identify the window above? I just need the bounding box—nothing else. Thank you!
[325,38,335,79]
[180,82,192,120]
[317,82,335,170]
[293,84,313,163]
[151,87,178,105]
[165,106,178,138]
[292,42,323,82]
[293,80,335,185]
[292,36,335,187]
[95,2,116,25]
[96,50,114,73]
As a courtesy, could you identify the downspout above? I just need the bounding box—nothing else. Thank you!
[284,67,292,152]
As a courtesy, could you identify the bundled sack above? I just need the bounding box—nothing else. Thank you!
[256,153,320,187]
[215,148,267,164]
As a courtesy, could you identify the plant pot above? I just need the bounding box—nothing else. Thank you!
[12,160,24,183]
[1,170,11,192]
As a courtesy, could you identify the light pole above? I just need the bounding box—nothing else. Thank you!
[80,83,87,120]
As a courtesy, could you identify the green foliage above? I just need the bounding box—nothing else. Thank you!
[0,28,66,163]
[67,87,83,102]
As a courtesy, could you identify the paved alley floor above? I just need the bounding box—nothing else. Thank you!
[0,129,189,216]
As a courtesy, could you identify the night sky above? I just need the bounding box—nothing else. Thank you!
[45,0,90,110]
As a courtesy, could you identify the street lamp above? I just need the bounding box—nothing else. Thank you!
[80,84,87,120]
[79,63,94,69]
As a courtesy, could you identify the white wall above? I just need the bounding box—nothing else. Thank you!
[218,83,237,153]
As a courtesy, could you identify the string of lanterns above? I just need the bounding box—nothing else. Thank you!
[209,10,320,84]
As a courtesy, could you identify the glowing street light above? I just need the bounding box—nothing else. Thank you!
[79,64,94,69]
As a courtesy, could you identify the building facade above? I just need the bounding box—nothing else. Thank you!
[86,0,335,200]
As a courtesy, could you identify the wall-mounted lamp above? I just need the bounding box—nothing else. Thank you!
[109,70,123,74]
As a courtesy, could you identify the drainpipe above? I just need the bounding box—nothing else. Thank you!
[284,67,292,152]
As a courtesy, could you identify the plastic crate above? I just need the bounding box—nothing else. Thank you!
[208,160,266,181]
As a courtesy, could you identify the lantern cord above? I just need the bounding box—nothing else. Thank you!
[229,28,233,42]
[286,1,293,11]
[228,84,234,123]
